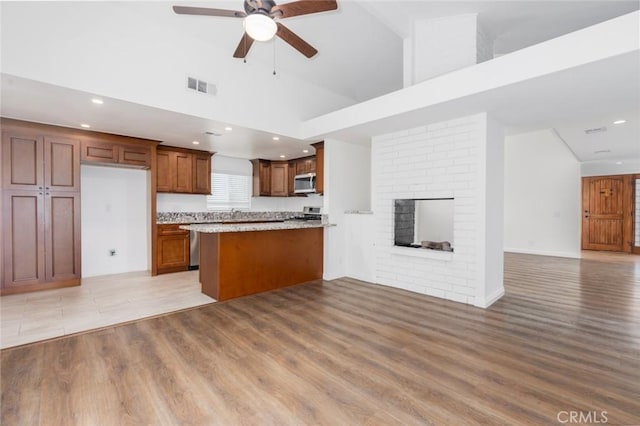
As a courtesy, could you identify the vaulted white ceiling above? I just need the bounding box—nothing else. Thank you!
[1,1,638,162]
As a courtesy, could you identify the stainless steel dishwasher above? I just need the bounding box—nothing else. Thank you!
[189,229,199,269]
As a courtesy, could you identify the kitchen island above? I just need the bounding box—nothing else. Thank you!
[181,221,330,301]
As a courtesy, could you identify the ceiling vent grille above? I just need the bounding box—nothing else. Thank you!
[584,126,607,135]
[187,77,216,96]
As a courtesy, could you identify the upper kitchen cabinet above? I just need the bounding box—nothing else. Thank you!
[80,139,152,169]
[252,159,271,196]
[2,131,80,192]
[193,152,212,194]
[311,141,324,195]
[156,146,213,194]
[270,161,289,197]
[296,157,316,175]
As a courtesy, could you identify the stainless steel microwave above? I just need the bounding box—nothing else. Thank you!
[294,173,316,194]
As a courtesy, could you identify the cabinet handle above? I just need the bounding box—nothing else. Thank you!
[39,186,43,190]
[39,192,43,195]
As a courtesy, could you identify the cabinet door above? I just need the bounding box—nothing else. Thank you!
[44,136,80,192]
[2,131,44,190]
[270,162,288,197]
[259,161,271,196]
[81,139,119,164]
[174,152,193,193]
[157,235,190,270]
[157,150,172,192]
[119,144,151,168]
[2,191,46,288]
[193,153,212,194]
[312,142,324,195]
[288,160,297,196]
[44,192,81,282]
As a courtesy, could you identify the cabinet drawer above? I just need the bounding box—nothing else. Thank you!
[157,223,190,236]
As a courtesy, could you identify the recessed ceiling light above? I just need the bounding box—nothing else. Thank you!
[279,155,285,158]
[224,126,233,131]
[272,136,280,141]
[91,98,104,105]
[303,149,309,153]
[80,124,91,128]
[613,119,626,125]
[616,161,623,165]
[192,141,200,145]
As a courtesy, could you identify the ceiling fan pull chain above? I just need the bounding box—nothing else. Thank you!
[273,39,277,75]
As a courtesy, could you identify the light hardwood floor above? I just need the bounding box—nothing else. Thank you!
[1,253,639,425]
[0,271,213,349]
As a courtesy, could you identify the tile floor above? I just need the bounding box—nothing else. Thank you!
[0,270,214,349]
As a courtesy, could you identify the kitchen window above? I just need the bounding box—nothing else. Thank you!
[206,171,251,210]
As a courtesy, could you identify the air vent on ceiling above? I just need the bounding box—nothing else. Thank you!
[205,131,223,136]
[584,126,607,135]
[187,76,216,96]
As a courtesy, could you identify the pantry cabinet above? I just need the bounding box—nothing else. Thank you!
[1,128,81,293]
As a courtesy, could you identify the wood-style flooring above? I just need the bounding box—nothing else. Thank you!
[2,253,639,425]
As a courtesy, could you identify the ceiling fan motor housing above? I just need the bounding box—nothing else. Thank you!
[244,0,276,16]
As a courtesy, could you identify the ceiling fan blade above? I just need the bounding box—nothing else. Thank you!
[172,6,246,18]
[271,0,337,18]
[233,32,255,58]
[276,23,317,58]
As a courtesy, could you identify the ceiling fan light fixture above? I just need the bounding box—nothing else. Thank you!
[243,14,277,42]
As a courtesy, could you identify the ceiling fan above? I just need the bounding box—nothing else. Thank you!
[173,0,338,59]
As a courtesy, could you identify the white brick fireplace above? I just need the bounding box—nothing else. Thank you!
[371,112,504,308]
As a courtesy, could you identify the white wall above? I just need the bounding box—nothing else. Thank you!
[81,165,149,277]
[344,213,376,283]
[504,129,581,258]
[323,138,372,280]
[412,14,479,83]
[371,112,503,308]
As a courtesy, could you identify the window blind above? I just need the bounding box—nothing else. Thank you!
[206,172,251,210]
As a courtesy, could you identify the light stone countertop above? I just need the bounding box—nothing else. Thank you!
[180,220,334,233]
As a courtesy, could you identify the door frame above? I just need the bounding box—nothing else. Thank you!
[633,174,640,255]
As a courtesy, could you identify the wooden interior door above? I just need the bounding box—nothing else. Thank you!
[582,175,632,252]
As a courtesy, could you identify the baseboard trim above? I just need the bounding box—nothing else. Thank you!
[504,248,580,259]
[475,287,505,309]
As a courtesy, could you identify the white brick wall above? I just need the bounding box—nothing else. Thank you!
[372,113,493,306]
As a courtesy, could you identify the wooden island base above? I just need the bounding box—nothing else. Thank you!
[199,227,323,301]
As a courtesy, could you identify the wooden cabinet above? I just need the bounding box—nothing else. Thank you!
[156,146,212,194]
[254,151,322,197]
[1,128,81,293]
[312,141,324,195]
[193,153,212,194]
[157,224,190,274]
[288,160,297,196]
[270,161,289,197]
[296,157,316,175]
[252,159,272,196]
[2,133,80,192]
[81,139,152,168]
[81,139,118,164]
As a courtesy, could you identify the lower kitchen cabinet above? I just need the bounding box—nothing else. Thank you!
[157,224,190,274]
[2,190,81,293]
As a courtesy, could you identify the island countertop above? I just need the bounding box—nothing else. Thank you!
[180,220,333,233]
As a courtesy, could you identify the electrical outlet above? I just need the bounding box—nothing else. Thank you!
[109,249,116,256]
